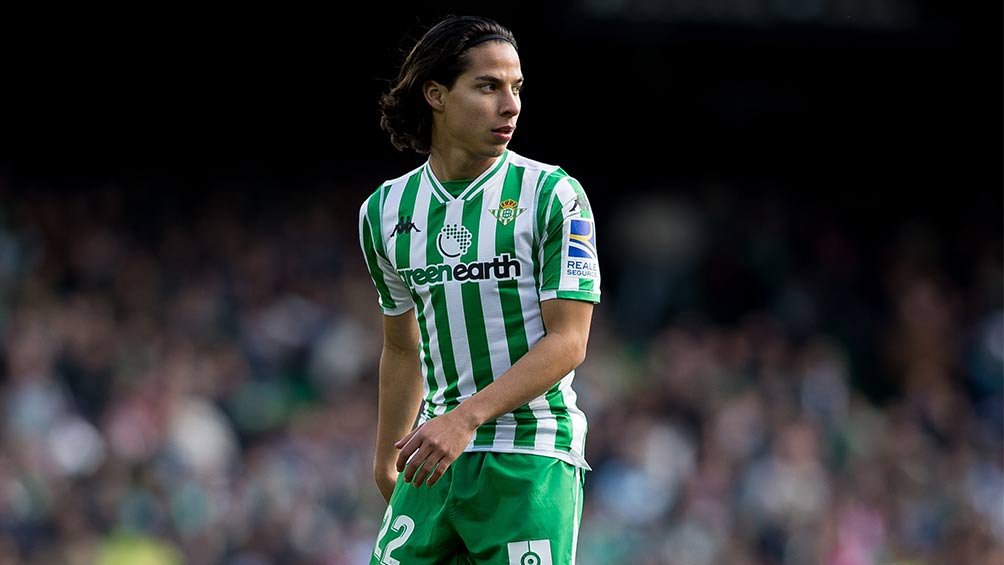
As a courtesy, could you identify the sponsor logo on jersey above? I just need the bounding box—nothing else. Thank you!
[566,219,599,279]
[390,215,421,237]
[397,254,522,288]
[398,225,522,288]
[436,223,473,258]
[568,220,596,259]
[507,539,552,565]
[490,198,526,226]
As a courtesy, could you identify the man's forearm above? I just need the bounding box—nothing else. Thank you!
[375,346,424,471]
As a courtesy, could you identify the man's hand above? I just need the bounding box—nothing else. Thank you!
[394,410,478,488]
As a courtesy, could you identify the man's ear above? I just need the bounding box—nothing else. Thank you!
[423,80,447,111]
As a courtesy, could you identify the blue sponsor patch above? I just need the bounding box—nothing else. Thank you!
[568,219,596,259]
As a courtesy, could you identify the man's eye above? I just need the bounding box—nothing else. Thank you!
[480,84,497,92]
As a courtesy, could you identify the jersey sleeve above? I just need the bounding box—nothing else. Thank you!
[536,174,601,304]
[358,189,415,316]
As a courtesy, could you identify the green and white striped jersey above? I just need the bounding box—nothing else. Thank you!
[359,150,599,469]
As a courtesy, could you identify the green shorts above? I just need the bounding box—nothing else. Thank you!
[371,451,585,564]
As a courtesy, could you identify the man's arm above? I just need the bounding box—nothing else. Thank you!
[374,310,425,503]
[394,298,593,488]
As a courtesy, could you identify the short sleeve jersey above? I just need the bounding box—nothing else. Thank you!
[358,150,600,468]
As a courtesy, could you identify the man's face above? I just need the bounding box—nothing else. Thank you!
[437,41,522,159]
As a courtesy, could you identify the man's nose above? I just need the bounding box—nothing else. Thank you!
[500,90,520,116]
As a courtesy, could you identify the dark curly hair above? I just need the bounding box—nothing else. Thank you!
[379,15,517,154]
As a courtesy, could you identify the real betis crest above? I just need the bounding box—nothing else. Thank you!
[489,198,526,226]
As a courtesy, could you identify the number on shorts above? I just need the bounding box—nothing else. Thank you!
[373,505,415,565]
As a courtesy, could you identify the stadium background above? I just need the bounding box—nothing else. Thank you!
[2,2,1001,563]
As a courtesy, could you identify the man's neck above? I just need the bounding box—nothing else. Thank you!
[428,147,499,182]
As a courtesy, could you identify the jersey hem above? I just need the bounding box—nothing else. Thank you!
[539,290,601,304]
[380,303,415,317]
[462,444,592,471]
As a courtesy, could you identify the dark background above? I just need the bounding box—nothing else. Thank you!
[6,3,998,338]
[5,3,997,207]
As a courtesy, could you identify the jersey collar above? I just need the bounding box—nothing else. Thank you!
[423,150,511,204]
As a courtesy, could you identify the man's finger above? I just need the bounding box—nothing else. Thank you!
[395,427,420,449]
[396,437,423,472]
[403,450,427,483]
[426,459,450,486]
[413,457,442,488]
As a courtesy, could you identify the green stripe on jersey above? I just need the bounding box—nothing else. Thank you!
[534,169,566,248]
[367,188,389,260]
[361,211,395,310]
[539,185,567,292]
[546,386,572,452]
[566,177,593,220]
[395,174,421,267]
[529,169,548,291]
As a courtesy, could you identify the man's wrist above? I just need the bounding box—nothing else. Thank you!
[453,397,487,430]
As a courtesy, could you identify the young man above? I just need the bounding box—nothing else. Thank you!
[359,15,600,564]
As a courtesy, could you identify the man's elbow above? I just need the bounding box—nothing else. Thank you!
[568,334,589,368]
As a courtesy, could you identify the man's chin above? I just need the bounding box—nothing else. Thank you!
[484,144,508,157]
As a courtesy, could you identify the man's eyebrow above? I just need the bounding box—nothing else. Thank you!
[474,75,524,84]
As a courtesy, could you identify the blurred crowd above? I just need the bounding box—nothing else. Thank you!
[0,178,1000,564]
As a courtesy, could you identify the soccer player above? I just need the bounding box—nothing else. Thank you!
[359,15,600,564]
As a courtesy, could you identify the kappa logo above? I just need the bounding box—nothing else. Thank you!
[568,192,591,214]
[391,216,421,237]
[490,198,526,226]
[507,539,552,565]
